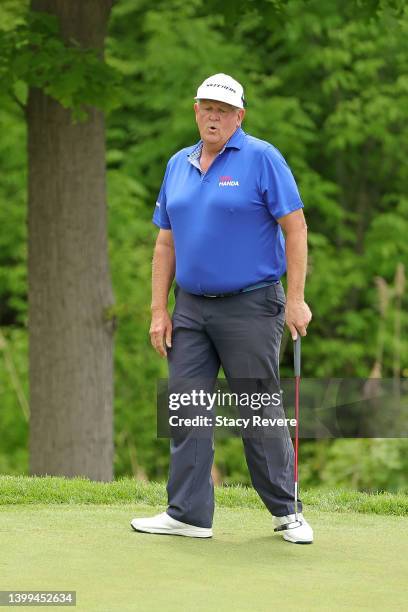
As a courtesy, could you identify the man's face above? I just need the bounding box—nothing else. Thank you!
[194,99,245,148]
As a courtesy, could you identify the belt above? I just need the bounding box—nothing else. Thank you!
[202,280,279,298]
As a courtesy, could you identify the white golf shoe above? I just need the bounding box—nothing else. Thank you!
[273,512,313,544]
[130,512,213,538]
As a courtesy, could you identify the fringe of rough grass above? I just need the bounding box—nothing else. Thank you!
[0,476,407,516]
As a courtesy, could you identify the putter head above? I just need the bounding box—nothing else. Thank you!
[274,519,303,533]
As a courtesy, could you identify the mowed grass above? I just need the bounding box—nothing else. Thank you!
[1,477,407,611]
[1,504,407,611]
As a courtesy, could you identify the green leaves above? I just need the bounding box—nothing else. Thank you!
[0,10,123,120]
[1,0,407,486]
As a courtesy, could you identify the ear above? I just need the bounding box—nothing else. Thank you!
[194,102,200,123]
[237,109,246,126]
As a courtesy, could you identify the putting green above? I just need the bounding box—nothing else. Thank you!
[0,504,406,611]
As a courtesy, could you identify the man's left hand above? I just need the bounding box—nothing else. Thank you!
[285,298,312,340]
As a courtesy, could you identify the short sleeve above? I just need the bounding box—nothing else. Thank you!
[260,145,304,220]
[152,162,172,229]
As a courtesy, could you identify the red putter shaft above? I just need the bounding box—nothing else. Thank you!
[294,373,300,516]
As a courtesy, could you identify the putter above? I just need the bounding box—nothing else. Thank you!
[274,334,303,532]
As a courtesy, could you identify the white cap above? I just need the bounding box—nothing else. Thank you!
[195,73,246,109]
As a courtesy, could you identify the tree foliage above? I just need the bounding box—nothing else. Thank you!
[0,8,122,118]
[0,0,407,489]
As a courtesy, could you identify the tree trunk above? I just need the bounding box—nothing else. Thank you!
[27,0,115,481]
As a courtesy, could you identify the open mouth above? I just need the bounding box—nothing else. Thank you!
[207,126,218,133]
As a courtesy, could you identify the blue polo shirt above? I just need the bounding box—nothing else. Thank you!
[152,127,304,295]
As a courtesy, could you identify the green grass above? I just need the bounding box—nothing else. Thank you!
[0,475,407,516]
[1,477,408,610]
[1,503,407,611]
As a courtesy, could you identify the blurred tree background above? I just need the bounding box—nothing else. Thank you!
[0,0,407,490]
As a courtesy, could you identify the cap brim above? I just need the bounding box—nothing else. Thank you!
[194,93,244,110]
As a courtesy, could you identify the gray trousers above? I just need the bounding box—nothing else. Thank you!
[166,281,302,528]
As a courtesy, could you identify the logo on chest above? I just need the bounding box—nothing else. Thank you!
[218,175,239,187]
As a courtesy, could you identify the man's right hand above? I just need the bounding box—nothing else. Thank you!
[149,308,173,358]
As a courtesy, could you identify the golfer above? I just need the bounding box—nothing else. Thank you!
[131,74,313,543]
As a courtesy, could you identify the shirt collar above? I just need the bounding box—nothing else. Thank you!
[224,126,245,150]
[188,127,245,164]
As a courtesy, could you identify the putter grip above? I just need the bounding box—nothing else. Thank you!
[294,335,301,377]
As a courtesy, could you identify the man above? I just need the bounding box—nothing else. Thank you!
[131,73,313,543]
